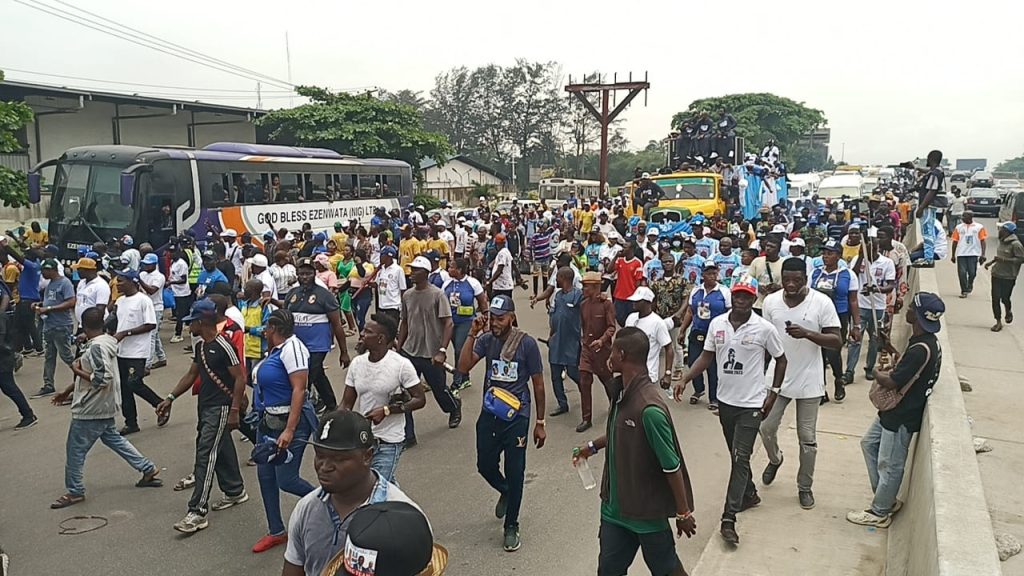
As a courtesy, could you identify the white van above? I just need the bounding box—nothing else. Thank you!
[817,174,864,200]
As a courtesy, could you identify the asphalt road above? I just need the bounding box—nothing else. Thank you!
[0,290,741,576]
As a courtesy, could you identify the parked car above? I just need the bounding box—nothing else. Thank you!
[998,189,1024,243]
[965,187,1001,216]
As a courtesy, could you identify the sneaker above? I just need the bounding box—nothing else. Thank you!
[30,387,55,399]
[14,352,23,372]
[762,457,783,485]
[720,520,740,545]
[14,415,38,430]
[739,493,761,512]
[119,425,141,436]
[890,499,903,514]
[252,533,288,553]
[502,526,521,552]
[575,420,592,433]
[210,491,249,511]
[170,335,183,343]
[799,490,815,510]
[495,494,508,519]
[834,386,846,404]
[846,509,891,528]
[910,259,935,269]
[820,393,830,406]
[151,359,167,369]
[548,406,569,417]
[173,512,209,533]
[448,405,463,429]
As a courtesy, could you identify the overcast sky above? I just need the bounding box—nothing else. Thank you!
[3,0,1023,167]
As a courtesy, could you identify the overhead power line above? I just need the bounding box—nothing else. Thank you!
[0,67,294,93]
[12,0,295,90]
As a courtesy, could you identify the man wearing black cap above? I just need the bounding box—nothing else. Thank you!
[321,501,442,576]
[111,269,161,435]
[458,293,547,552]
[847,292,944,528]
[282,411,422,576]
[157,298,248,533]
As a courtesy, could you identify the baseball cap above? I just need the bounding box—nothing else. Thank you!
[423,250,441,262]
[489,294,516,316]
[183,298,218,322]
[334,221,344,230]
[627,286,656,302]
[436,221,447,228]
[822,239,842,252]
[202,250,217,260]
[410,256,432,271]
[141,253,159,266]
[646,226,660,236]
[220,228,237,238]
[581,271,603,284]
[330,501,442,576]
[641,172,651,179]
[121,234,134,247]
[771,224,787,234]
[731,274,759,296]
[251,436,294,466]
[380,246,398,258]
[44,244,59,255]
[912,292,945,334]
[249,254,269,268]
[702,259,720,270]
[114,268,140,282]
[495,233,506,242]
[790,237,806,247]
[41,258,59,270]
[1000,221,1017,233]
[296,256,315,269]
[262,229,275,240]
[309,410,375,452]
[72,257,97,271]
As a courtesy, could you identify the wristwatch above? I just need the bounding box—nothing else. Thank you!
[438,348,447,354]
[383,405,391,417]
[536,420,546,427]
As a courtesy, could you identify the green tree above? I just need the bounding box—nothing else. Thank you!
[671,93,826,161]
[0,70,33,208]
[257,86,452,172]
[995,154,1024,174]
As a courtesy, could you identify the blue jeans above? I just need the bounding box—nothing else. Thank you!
[256,405,316,535]
[846,308,885,376]
[550,363,580,411]
[476,413,529,529]
[43,325,75,390]
[353,291,373,332]
[65,418,155,496]
[450,321,472,390]
[370,441,405,484]
[920,207,936,260]
[860,417,912,516]
[688,330,718,402]
[0,369,32,419]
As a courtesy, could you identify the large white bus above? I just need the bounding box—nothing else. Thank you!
[537,178,608,203]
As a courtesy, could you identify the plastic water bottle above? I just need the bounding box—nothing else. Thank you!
[575,457,597,490]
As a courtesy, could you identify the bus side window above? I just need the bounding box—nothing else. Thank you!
[275,173,302,203]
[382,175,399,197]
[211,174,232,205]
[334,174,356,199]
[358,175,377,198]
[305,174,329,201]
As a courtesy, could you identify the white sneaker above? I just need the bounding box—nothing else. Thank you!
[173,512,209,533]
[846,509,891,528]
[170,335,183,343]
[211,491,249,511]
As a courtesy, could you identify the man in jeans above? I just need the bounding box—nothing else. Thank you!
[397,256,460,442]
[673,274,787,546]
[950,210,987,298]
[846,239,896,383]
[33,259,77,398]
[848,292,944,527]
[49,307,161,509]
[910,150,945,268]
[760,258,843,510]
[157,299,248,533]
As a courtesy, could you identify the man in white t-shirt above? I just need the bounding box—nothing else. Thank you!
[139,254,168,370]
[340,313,426,483]
[169,250,193,343]
[374,246,406,325]
[221,229,244,283]
[846,239,895,383]
[760,258,843,511]
[247,254,278,301]
[624,287,674,389]
[112,269,162,435]
[674,274,787,545]
[950,210,988,297]
[454,219,469,259]
[72,257,110,325]
[488,233,514,298]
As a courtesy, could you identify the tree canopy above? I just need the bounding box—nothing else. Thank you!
[256,86,452,172]
[0,70,33,208]
[995,154,1024,174]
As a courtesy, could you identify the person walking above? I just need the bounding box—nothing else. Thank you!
[374,246,405,325]
[168,246,193,344]
[250,309,319,553]
[650,252,689,382]
[579,271,616,432]
[573,327,696,576]
[157,299,248,534]
[810,240,860,403]
[624,287,675,391]
[72,257,110,326]
[677,260,731,411]
[49,307,162,509]
[673,274,787,545]
[846,238,895,384]
[950,210,987,298]
[457,294,547,552]
[397,256,460,441]
[487,233,515,299]
[442,257,488,393]
[0,277,35,430]
[847,293,944,527]
[546,267,583,426]
[760,258,843,510]
[341,313,426,482]
[985,221,1024,332]
[747,235,784,314]
[2,241,43,357]
[34,259,76,398]
[611,246,643,327]
[111,269,163,435]
[138,253,168,370]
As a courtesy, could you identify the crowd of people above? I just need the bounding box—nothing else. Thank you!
[2,145,1021,575]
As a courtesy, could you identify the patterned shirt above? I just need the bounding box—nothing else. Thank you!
[649,275,687,320]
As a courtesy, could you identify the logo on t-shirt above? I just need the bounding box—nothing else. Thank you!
[722,348,745,374]
[490,359,519,383]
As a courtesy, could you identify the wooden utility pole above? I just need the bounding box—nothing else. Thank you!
[565,73,649,196]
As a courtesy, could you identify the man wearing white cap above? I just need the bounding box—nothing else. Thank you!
[642,227,660,261]
[454,218,469,261]
[624,287,675,389]
[248,254,277,300]
[221,229,243,283]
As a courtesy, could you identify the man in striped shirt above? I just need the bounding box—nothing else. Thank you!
[529,222,555,298]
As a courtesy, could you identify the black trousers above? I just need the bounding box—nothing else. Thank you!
[174,294,194,336]
[403,354,459,441]
[992,277,1016,321]
[822,311,850,384]
[119,357,161,428]
[598,520,686,576]
[13,300,42,353]
[188,405,244,515]
[307,351,337,411]
[717,401,761,522]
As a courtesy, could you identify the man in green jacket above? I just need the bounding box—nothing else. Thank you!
[985,221,1024,332]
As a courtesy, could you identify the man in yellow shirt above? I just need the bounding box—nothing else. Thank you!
[580,204,595,235]
[330,221,349,253]
[23,222,48,247]
[2,258,20,302]
[426,228,452,270]
[841,222,864,264]
[398,225,425,276]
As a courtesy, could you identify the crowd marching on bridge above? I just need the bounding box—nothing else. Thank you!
[4,143,1024,576]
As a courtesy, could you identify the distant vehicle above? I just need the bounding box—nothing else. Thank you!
[494,199,539,214]
[950,171,969,182]
[994,179,1021,189]
[966,187,1001,216]
[817,173,864,199]
[623,172,725,218]
[969,171,994,188]
[537,178,606,204]
[998,190,1024,234]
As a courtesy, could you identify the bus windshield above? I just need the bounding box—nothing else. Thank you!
[50,162,133,229]
[654,176,716,200]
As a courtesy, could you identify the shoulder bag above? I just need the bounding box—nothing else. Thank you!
[868,342,930,412]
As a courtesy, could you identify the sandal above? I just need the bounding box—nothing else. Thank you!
[51,494,85,509]
[173,474,196,492]
[708,403,719,413]
[135,468,163,488]
[689,393,704,405]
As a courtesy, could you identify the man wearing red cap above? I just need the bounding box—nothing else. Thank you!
[487,233,514,299]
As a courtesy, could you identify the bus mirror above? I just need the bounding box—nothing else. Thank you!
[28,173,41,203]
[120,172,136,206]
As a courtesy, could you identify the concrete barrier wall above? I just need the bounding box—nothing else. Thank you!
[885,221,1001,575]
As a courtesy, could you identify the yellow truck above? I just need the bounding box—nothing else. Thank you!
[623,172,726,219]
